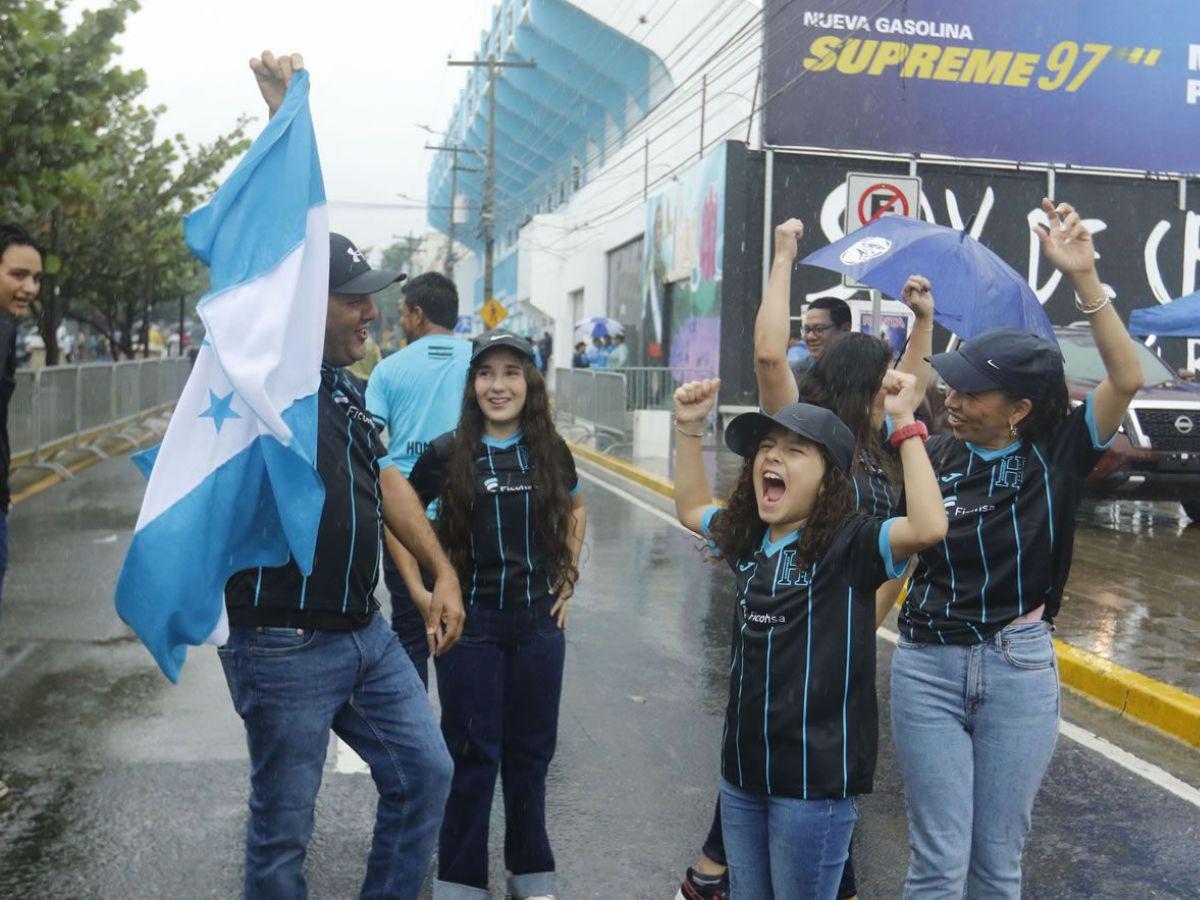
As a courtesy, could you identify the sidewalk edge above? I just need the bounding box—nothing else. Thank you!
[568,440,1200,749]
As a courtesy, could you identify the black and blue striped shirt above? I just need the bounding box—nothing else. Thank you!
[900,393,1115,644]
[409,429,579,611]
[224,365,392,630]
[703,508,906,800]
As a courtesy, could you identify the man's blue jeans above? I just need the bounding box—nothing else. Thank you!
[890,621,1060,900]
[720,779,857,899]
[382,550,430,688]
[433,598,565,900]
[218,613,454,900]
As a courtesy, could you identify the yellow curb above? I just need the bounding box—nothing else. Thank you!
[568,439,1200,748]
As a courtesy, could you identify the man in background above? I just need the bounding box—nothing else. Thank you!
[0,223,41,803]
[366,271,471,686]
[793,296,852,376]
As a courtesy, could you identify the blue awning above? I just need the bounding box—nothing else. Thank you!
[1129,291,1200,338]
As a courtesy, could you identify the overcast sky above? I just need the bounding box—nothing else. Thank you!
[74,0,500,259]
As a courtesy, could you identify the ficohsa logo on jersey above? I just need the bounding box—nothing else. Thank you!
[839,236,892,266]
[484,477,500,493]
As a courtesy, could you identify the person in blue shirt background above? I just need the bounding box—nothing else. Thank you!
[366,272,472,686]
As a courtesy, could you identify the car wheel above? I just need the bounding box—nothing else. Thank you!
[1182,500,1200,523]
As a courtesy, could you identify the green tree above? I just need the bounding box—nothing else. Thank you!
[0,0,247,362]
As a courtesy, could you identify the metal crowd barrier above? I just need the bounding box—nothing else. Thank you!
[9,358,191,474]
[553,365,715,443]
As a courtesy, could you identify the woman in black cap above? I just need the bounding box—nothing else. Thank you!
[671,369,947,899]
[890,200,1143,898]
[408,331,587,900]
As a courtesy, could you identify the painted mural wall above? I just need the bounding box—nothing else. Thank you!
[642,143,726,377]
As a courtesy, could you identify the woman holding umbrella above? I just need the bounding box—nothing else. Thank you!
[892,199,1143,898]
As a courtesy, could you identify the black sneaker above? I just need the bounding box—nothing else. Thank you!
[675,867,729,900]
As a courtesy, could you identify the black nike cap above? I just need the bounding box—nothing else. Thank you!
[471,330,534,364]
[329,233,406,295]
[927,328,1063,400]
[725,402,856,473]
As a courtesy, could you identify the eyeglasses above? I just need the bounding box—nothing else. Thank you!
[802,324,836,336]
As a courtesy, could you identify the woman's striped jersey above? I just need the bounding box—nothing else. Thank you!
[901,393,1116,645]
[702,507,907,800]
[409,429,579,611]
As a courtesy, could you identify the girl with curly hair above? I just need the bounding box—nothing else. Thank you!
[409,332,586,900]
[671,373,946,899]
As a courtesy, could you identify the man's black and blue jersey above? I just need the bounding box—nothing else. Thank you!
[224,365,391,630]
[409,429,579,611]
[900,393,1115,645]
[702,508,907,800]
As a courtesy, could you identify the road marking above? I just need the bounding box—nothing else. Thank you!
[0,643,35,681]
[577,463,1200,809]
[335,737,369,775]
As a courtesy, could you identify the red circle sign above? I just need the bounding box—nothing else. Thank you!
[857,182,909,225]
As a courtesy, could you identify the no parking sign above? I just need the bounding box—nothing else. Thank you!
[842,172,921,289]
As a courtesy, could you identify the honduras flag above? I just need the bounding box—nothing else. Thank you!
[116,71,327,681]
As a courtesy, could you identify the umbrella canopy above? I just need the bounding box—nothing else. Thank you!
[1129,290,1200,338]
[575,316,625,339]
[801,216,1056,343]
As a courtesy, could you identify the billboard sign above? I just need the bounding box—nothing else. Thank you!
[764,0,1200,173]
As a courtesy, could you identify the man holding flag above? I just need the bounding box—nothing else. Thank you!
[115,52,461,898]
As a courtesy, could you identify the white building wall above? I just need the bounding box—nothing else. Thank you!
[511,0,764,363]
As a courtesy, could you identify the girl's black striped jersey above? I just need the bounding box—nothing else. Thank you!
[900,393,1115,645]
[225,366,389,630]
[852,451,898,519]
[702,508,908,800]
[409,429,579,611]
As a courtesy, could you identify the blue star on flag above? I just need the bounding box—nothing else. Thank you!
[198,389,242,434]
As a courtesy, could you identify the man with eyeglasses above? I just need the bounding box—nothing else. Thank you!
[792,296,853,377]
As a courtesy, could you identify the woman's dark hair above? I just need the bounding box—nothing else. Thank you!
[434,353,579,597]
[798,332,897,485]
[709,434,857,567]
[1007,374,1071,445]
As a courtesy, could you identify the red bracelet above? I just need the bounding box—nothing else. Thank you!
[889,420,929,448]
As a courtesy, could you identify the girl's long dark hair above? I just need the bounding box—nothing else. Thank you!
[709,438,857,568]
[435,355,579,597]
[798,332,898,486]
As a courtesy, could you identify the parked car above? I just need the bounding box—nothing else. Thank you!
[927,325,1200,521]
[1056,325,1200,521]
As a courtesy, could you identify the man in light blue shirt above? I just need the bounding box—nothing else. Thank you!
[367,272,471,686]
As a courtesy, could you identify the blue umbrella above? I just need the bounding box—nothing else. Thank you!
[801,216,1056,343]
[1129,290,1200,337]
[575,316,625,339]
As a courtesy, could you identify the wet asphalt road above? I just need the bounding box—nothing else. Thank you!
[0,455,1198,898]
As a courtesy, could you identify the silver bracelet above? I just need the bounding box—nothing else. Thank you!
[674,422,703,438]
[1074,293,1112,315]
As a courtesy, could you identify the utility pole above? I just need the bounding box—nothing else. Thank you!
[424,143,480,279]
[447,55,536,305]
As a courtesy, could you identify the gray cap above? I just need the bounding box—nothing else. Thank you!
[725,402,856,472]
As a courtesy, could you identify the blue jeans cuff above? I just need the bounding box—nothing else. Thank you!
[507,871,556,898]
[432,879,490,900]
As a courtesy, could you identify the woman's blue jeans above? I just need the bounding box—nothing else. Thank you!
[720,779,857,899]
[890,621,1060,899]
